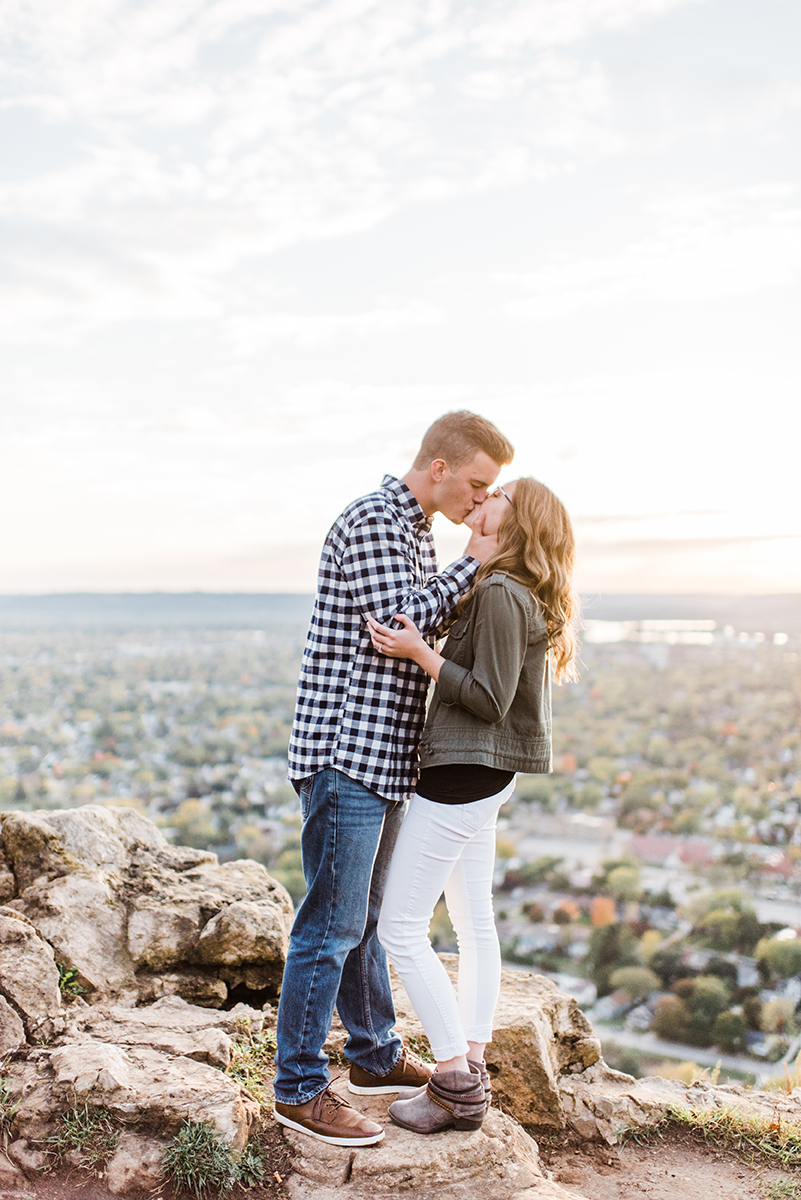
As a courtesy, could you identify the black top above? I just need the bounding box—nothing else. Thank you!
[416,763,515,805]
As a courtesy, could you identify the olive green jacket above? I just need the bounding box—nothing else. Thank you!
[419,573,552,774]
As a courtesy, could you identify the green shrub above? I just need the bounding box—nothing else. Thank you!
[57,963,89,996]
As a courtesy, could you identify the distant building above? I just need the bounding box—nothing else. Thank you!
[588,989,635,1022]
[625,1004,653,1032]
[629,833,719,868]
[591,896,617,927]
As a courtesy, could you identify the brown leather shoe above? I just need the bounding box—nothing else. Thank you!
[348,1046,434,1095]
[274,1087,384,1145]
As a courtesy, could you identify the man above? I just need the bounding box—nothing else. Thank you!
[274,411,514,1146]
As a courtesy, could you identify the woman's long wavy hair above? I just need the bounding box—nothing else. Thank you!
[462,477,579,682]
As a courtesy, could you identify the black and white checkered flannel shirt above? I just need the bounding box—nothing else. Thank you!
[287,474,478,803]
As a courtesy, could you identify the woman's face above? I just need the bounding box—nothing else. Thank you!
[465,480,517,537]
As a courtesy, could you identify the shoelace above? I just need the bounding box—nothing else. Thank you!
[317,1088,350,1116]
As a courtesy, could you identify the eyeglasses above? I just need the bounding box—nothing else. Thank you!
[491,486,514,506]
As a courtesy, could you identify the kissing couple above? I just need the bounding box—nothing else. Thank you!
[273,410,578,1145]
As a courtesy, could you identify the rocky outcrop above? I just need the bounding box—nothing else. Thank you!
[283,1094,578,1200]
[559,1058,801,1146]
[63,992,244,1069]
[3,803,801,1199]
[486,967,601,1129]
[0,805,293,1006]
[1,995,266,1183]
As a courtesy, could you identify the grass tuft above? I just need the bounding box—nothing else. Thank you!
[49,1105,119,1169]
[624,1104,801,1169]
[761,1180,801,1200]
[0,1075,20,1149]
[765,1054,801,1096]
[161,1121,264,1199]
[226,1027,277,1107]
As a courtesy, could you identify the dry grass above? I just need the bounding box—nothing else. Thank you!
[625,1104,801,1170]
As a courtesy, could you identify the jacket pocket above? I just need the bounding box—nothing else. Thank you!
[446,616,470,641]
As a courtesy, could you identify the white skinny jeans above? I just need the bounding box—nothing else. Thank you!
[377,779,515,1062]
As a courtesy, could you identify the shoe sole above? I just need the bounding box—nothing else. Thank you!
[348,1080,420,1096]
[274,1110,385,1146]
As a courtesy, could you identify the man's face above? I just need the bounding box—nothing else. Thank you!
[465,481,517,537]
[432,450,503,523]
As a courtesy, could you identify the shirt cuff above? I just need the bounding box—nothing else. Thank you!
[441,555,479,586]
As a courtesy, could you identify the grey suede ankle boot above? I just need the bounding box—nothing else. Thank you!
[396,1059,491,1107]
[388,1066,485,1133]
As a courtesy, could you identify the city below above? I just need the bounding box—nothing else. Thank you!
[1,591,799,1088]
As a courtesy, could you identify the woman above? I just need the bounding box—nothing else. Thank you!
[367,477,578,1135]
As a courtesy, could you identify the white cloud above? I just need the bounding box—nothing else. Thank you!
[226,301,445,352]
[499,186,801,318]
[1,0,684,342]
[468,0,706,57]
[2,0,799,594]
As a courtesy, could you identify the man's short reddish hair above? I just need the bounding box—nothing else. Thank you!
[413,410,514,471]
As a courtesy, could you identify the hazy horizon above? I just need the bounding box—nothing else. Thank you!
[1,591,798,636]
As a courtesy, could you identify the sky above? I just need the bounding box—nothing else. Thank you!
[2,0,800,596]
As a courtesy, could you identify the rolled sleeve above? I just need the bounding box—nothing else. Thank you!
[437,584,530,723]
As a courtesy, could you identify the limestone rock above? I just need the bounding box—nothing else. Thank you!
[0,995,25,1054]
[487,968,600,1129]
[283,1083,580,1200]
[555,1061,801,1145]
[0,905,34,927]
[0,910,62,1041]
[195,898,291,972]
[558,1061,680,1142]
[134,969,228,1007]
[127,899,202,970]
[62,993,267,1069]
[48,1039,259,1149]
[0,805,163,892]
[0,806,293,1003]
[220,964,278,995]
[0,853,14,903]
[105,1131,168,1194]
[1,1051,62,1141]
[0,1150,29,1191]
[7,1138,49,1175]
[2,996,265,1152]
[11,869,132,995]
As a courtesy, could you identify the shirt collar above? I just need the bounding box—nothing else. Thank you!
[382,474,432,534]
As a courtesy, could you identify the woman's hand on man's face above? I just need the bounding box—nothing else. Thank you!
[367,613,424,659]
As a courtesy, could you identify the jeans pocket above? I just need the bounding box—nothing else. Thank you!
[299,777,314,820]
[459,801,485,832]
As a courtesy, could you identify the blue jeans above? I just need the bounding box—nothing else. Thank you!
[274,769,405,1104]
